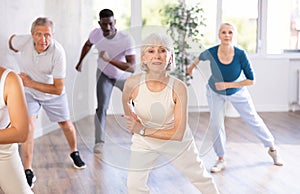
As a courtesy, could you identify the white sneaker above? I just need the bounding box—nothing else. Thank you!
[94,142,104,154]
[268,149,283,166]
[211,160,226,173]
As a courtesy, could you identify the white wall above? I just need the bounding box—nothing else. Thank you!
[248,57,290,112]
[288,58,300,111]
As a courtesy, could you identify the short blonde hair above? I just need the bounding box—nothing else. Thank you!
[141,33,175,72]
[218,22,237,34]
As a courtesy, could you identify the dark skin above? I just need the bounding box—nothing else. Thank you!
[75,16,136,72]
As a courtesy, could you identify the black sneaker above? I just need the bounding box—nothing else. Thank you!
[70,151,86,169]
[25,169,36,188]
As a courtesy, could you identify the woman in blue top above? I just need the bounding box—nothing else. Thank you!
[187,23,283,173]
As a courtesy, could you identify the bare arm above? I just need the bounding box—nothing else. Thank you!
[19,72,64,95]
[187,58,200,75]
[122,80,132,117]
[215,79,254,90]
[112,54,136,73]
[75,40,93,72]
[122,75,139,116]
[0,71,29,143]
[101,51,136,73]
[8,34,19,52]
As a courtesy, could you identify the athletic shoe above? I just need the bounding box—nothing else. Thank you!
[70,151,86,169]
[211,160,226,173]
[268,149,283,166]
[93,142,104,154]
[25,169,36,188]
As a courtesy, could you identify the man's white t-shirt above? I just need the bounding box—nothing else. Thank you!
[89,28,136,80]
[11,35,66,100]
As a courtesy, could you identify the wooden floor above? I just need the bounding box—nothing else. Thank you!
[1,111,300,194]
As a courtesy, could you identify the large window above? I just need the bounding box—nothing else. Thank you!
[206,0,300,54]
[141,0,216,52]
[141,0,259,53]
[96,0,300,55]
[222,0,258,53]
[93,0,131,29]
[141,0,173,26]
[267,0,300,54]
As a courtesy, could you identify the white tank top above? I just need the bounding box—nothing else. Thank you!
[0,69,11,129]
[133,73,175,129]
[132,73,193,143]
[0,69,17,157]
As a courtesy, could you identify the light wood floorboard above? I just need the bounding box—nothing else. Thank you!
[1,111,299,194]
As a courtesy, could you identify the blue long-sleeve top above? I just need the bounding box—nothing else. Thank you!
[199,45,254,95]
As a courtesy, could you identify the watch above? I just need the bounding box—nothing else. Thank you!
[139,127,146,136]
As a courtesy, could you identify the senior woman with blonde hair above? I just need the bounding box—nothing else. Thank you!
[187,22,283,173]
[122,33,219,194]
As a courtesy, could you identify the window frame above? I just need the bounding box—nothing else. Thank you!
[131,0,300,59]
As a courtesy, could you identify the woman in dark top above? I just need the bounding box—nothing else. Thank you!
[187,22,283,173]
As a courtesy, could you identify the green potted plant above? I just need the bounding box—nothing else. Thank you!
[160,0,206,85]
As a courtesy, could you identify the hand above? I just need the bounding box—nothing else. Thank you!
[99,51,110,62]
[123,114,143,134]
[123,103,143,134]
[75,63,82,72]
[186,65,194,75]
[127,103,139,121]
[19,72,32,87]
[215,82,228,90]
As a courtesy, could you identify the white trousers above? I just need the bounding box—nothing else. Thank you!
[0,143,33,194]
[206,85,275,157]
[127,134,219,194]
